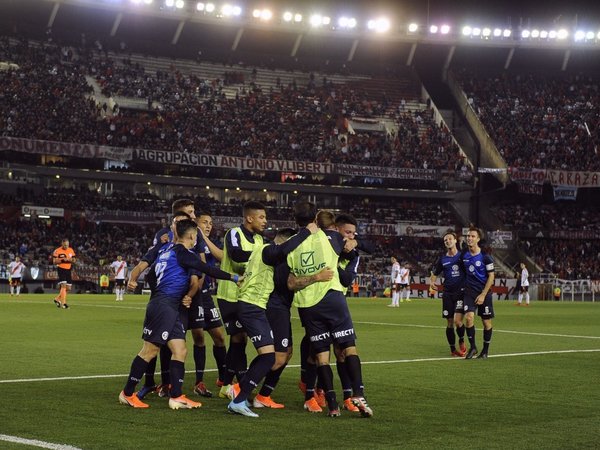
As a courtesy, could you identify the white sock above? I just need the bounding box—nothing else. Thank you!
[525,293,530,304]
[392,292,398,306]
[10,286,14,295]
[518,293,522,304]
[16,286,21,295]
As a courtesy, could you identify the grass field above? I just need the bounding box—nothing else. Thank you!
[1,294,599,450]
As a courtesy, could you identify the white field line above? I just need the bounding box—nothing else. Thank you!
[6,300,600,340]
[1,349,599,384]
[0,434,82,450]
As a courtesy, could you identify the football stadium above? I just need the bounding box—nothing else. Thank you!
[1,0,599,448]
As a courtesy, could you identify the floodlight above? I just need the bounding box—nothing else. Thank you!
[462,26,472,36]
[503,29,512,37]
[261,9,272,20]
[586,31,595,40]
[310,14,323,27]
[531,29,540,38]
[322,16,331,25]
[557,29,568,39]
[521,29,530,38]
[175,0,184,8]
[574,30,585,41]
[283,11,293,22]
[472,27,481,37]
[205,2,214,12]
[143,0,152,3]
[130,0,142,4]
[221,4,240,16]
[165,0,174,7]
[338,17,357,28]
[540,30,548,38]
[347,18,357,28]
[548,30,557,39]
[597,31,600,39]
[408,23,418,32]
[196,1,204,11]
[252,9,261,18]
[440,24,450,34]
[294,13,302,22]
[232,5,241,15]
[429,25,438,34]
[493,28,502,37]
[482,27,491,37]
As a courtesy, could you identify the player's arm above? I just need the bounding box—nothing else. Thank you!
[176,247,241,283]
[227,229,253,263]
[355,236,376,254]
[476,255,496,305]
[128,261,149,290]
[429,259,442,291]
[183,273,200,308]
[324,229,346,255]
[287,267,335,292]
[339,254,360,288]
[262,226,314,266]
[199,232,224,262]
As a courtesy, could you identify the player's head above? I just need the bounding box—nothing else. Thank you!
[466,225,483,249]
[443,232,458,250]
[294,201,317,227]
[391,256,398,264]
[335,213,357,240]
[520,262,526,269]
[316,210,336,230]
[61,238,69,249]
[243,201,267,234]
[196,210,213,236]
[116,255,122,261]
[172,198,195,219]
[404,262,410,268]
[171,211,193,236]
[274,227,296,245]
[15,256,20,262]
[175,219,199,249]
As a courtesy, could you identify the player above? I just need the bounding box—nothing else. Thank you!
[462,226,495,359]
[389,256,401,307]
[118,219,241,409]
[517,262,530,306]
[8,256,26,296]
[216,201,267,399]
[288,201,373,418]
[110,255,128,301]
[187,210,228,398]
[225,223,317,417]
[429,232,467,357]
[399,262,411,302]
[52,238,76,309]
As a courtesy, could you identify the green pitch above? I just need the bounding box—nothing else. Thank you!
[1,295,599,449]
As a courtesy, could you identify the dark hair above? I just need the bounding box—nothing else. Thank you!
[468,225,483,239]
[61,238,69,243]
[316,210,336,229]
[243,201,266,216]
[172,211,192,221]
[443,231,457,240]
[196,209,212,218]
[294,201,317,227]
[276,228,297,241]
[335,213,357,227]
[176,219,198,238]
[172,198,194,214]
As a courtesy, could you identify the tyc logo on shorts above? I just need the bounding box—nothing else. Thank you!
[143,327,153,336]
[250,335,262,343]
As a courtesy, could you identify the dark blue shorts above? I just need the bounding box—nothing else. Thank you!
[266,306,292,352]
[115,279,126,287]
[185,292,206,330]
[464,289,495,319]
[237,301,274,349]
[142,300,186,346]
[201,290,223,330]
[442,289,464,318]
[217,298,244,336]
[298,290,356,353]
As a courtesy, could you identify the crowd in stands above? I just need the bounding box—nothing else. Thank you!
[0,36,465,175]
[0,217,155,271]
[522,239,600,280]
[493,203,600,231]
[460,71,600,171]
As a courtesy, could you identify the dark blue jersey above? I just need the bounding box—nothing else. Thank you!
[462,251,494,293]
[268,262,294,310]
[196,234,218,289]
[432,252,465,293]
[339,252,360,287]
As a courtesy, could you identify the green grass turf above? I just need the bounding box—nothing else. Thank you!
[1,294,599,449]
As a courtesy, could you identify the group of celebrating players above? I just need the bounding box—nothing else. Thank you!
[117,199,374,418]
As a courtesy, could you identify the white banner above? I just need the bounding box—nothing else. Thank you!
[21,205,65,217]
